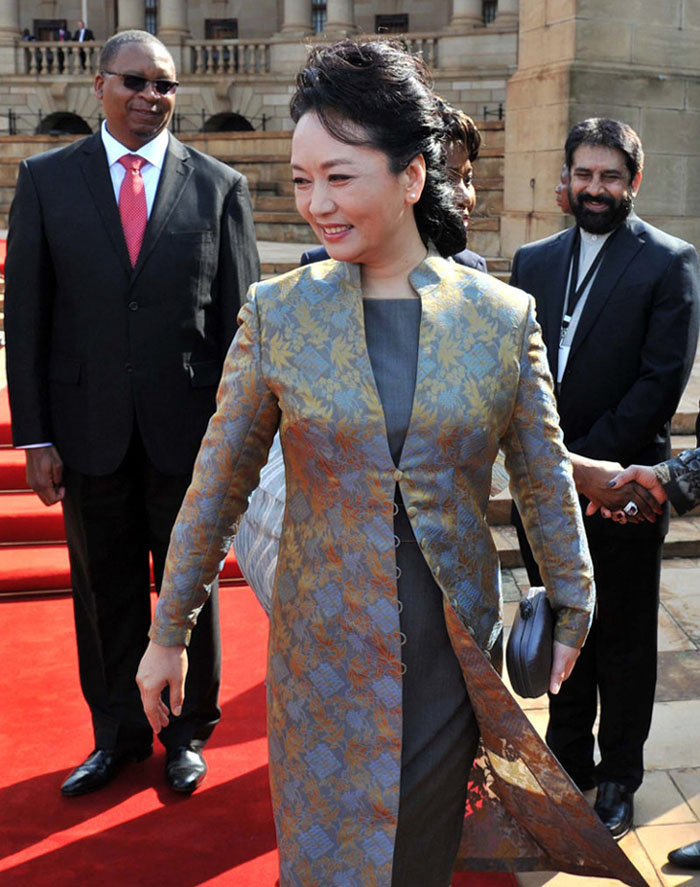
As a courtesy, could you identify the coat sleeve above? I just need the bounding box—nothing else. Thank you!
[500,298,595,649]
[4,160,56,446]
[213,174,261,358]
[150,290,280,646]
[567,244,700,461]
[656,445,700,516]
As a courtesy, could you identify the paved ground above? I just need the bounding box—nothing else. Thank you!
[502,563,700,887]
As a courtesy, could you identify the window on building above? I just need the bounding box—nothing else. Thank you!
[483,1,497,24]
[34,19,67,40]
[312,1,327,34]
[145,0,157,35]
[375,14,409,34]
[205,19,239,39]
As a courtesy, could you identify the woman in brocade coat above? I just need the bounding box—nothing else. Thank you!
[137,40,645,887]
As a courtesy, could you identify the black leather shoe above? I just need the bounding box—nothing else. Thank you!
[594,781,634,839]
[668,840,700,868]
[165,746,207,794]
[60,746,152,797]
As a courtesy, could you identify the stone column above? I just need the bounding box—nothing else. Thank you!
[0,0,20,75]
[158,0,189,72]
[448,0,482,29]
[117,0,144,32]
[325,0,357,35]
[495,0,519,27]
[280,0,312,35]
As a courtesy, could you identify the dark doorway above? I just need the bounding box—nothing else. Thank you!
[37,112,92,136]
[201,112,254,133]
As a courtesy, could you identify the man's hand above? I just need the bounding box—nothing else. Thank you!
[136,641,188,733]
[570,453,662,522]
[550,641,580,695]
[25,445,65,506]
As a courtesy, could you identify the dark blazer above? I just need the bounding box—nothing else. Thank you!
[4,131,260,477]
[510,213,700,538]
[73,27,95,41]
[300,243,488,272]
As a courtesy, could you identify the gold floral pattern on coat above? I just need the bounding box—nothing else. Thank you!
[151,255,643,887]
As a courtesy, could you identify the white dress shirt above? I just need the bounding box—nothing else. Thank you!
[557,227,613,384]
[101,120,169,218]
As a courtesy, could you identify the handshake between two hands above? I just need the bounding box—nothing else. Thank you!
[572,455,667,525]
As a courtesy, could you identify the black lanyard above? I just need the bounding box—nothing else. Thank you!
[560,227,619,345]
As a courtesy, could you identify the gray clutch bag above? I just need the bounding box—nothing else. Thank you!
[506,587,553,698]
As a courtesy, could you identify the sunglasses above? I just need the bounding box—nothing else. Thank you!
[101,70,179,95]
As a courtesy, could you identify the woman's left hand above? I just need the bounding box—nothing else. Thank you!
[550,641,580,695]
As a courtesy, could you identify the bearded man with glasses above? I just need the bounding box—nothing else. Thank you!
[4,30,259,797]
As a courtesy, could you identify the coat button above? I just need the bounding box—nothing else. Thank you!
[420,537,427,549]
[393,469,403,482]
[406,506,417,518]
[434,565,441,578]
[128,300,138,311]
[125,363,134,373]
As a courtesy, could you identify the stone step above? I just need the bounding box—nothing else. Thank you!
[491,514,700,568]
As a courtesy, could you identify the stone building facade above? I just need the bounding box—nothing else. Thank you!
[1,0,700,255]
[0,1,517,136]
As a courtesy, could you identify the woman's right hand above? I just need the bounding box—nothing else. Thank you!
[550,641,580,695]
[136,641,188,733]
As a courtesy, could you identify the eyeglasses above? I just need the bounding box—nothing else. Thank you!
[100,70,179,96]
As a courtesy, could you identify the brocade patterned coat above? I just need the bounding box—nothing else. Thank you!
[151,256,645,887]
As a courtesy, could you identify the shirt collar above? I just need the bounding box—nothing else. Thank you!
[579,227,613,249]
[101,120,170,171]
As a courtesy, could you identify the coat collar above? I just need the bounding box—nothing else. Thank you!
[78,131,193,282]
[567,214,645,365]
[538,216,646,377]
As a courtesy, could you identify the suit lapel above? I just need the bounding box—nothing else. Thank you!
[132,134,193,279]
[567,217,645,364]
[539,228,576,383]
[79,134,132,275]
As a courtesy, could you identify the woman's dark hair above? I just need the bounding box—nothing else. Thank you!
[290,39,466,258]
[565,118,644,182]
[437,100,481,162]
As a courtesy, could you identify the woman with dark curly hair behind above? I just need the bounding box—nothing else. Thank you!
[137,40,644,887]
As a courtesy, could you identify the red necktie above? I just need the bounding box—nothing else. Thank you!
[118,154,148,267]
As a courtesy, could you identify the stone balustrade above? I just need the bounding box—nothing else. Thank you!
[185,39,272,75]
[20,41,103,76]
[14,33,441,79]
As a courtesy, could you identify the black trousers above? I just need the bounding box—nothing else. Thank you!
[61,427,221,754]
[514,511,661,793]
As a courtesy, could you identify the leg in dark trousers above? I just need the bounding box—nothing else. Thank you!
[62,427,221,754]
[514,506,661,792]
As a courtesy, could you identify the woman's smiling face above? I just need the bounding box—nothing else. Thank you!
[291,111,424,267]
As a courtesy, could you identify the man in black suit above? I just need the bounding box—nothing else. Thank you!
[73,20,95,71]
[510,118,700,838]
[4,30,259,797]
[300,103,488,272]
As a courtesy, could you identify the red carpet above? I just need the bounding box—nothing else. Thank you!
[0,384,242,595]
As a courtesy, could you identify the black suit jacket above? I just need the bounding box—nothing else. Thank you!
[73,28,95,41]
[4,132,260,476]
[510,214,700,538]
[299,244,488,272]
